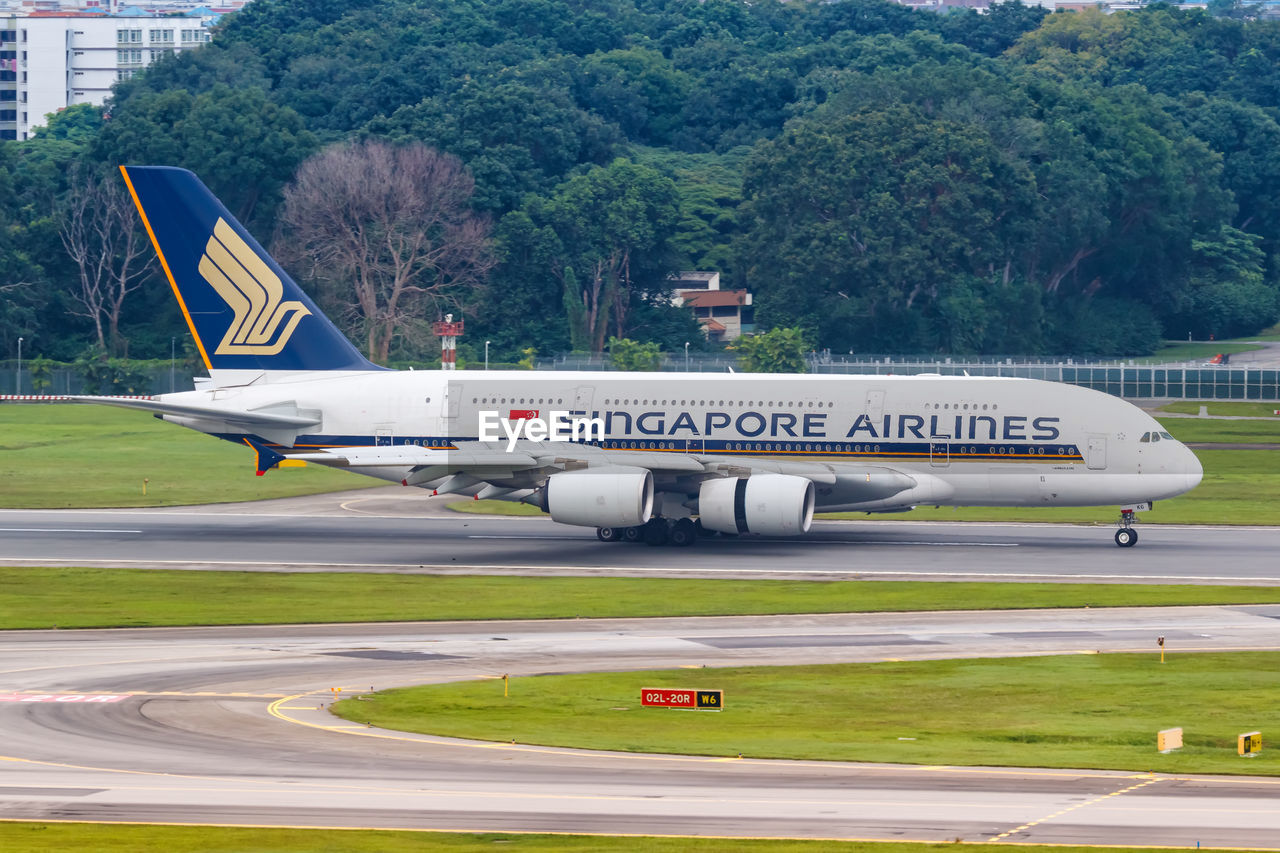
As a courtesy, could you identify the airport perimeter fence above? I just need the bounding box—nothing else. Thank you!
[3,358,1278,401]
[0,362,195,396]
[538,354,1280,401]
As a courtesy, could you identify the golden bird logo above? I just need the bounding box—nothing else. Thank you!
[200,218,310,355]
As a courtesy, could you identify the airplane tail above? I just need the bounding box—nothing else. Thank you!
[120,165,379,374]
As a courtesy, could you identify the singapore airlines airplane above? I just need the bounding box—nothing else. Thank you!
[5,166,1203,547]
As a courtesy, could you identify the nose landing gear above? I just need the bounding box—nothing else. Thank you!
[1115,508,1139,547]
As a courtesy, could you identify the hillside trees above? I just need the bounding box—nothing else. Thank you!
[93,84,315,231]
[532,159,682,353]
[7,0,1280,364]
[742,103,1039,352]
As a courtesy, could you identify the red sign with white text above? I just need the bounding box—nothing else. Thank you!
[641,688,723,710]
[508,409,539,421]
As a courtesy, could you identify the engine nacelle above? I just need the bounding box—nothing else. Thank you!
[543,466,654,528]
[698,474,814,536]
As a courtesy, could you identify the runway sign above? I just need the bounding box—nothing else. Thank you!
[1157,727,1183,752]
[0,693,126,703]
[641,688,723,710]
[1239,731,1262,756]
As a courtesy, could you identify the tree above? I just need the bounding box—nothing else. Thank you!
[607,336,662,371]
[538,159,681,352]
[276,140,495,363]
[59,166,155,355]
[733,327,808,373]
[94,84,315,230]
[562,267,589,351]
[741,104,1037,352]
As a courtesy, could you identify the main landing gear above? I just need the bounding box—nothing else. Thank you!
[1114,508,1139,547]
[596,517,700,547]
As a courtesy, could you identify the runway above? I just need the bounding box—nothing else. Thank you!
[1,489,1279,583]
[2,609,1280,845]
[3,493,1280,844]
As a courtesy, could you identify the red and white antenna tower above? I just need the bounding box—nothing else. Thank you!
[432,314,464,371]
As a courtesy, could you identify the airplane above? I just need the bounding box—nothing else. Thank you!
[2,166,1203,547]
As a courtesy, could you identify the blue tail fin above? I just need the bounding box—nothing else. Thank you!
[120,165,378,373]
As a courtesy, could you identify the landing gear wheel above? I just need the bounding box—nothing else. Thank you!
[642,518,669,546]
[596,526,622,542]
[1115,507,1139,548]
[622,525,644,543]
[669,519,697,547]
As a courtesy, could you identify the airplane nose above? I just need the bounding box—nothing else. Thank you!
[1182,446,1204,491]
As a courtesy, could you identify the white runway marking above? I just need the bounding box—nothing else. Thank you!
[468,535,1019,547]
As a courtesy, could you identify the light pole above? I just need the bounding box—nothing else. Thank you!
[170,337,176,393]
[684,341,689,372]
[16,336,22,395]
[485,340,491,371]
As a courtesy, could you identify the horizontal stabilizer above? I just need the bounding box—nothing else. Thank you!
[0,394,320,429]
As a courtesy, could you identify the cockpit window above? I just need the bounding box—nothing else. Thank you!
[1139,432,1151,443]
[1159,431,1175,440]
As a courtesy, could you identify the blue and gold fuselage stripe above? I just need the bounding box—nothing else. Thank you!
[214,433,1085,464]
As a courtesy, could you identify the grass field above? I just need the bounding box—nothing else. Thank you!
[1157,417,1280,444]
[334,652,1280,777]
[0,825,1216,853]
[1160,401,1280,418]
[0,404,375,507]
[4,568,1278,629]
[1144,340,1265,361]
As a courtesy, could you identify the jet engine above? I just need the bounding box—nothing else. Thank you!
[542,466,654,528]
[698,474,814,536]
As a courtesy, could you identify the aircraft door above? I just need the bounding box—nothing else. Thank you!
[375,428,393,447]
[573,385,595,414]
[1086,436,1107,470]
[930,435,950,468]
[440,381,464,437]
[866,389,885,421]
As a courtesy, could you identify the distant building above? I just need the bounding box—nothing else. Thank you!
[669,272,755,343]
[1,9,213,140]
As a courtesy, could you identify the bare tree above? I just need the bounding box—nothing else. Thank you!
[277,141,495,363]
[59,167,155,355]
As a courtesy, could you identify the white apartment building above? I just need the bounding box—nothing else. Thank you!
[1,12,210,141]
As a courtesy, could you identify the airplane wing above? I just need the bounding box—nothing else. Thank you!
[275,439,918,506]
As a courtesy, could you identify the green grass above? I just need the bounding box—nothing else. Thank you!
[1143,341,1264,362]
[1157,417,1280,444]
[1159,401,1280,418]
[0,825,1219,853]
[334,652,1280,777]
[0,404,376,507]
[2,568,1280,629]
[450,498,545,516]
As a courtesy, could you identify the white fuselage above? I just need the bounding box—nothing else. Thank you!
[158,370,1203,511]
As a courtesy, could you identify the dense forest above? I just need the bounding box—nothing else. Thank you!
[5,0,1280,364]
